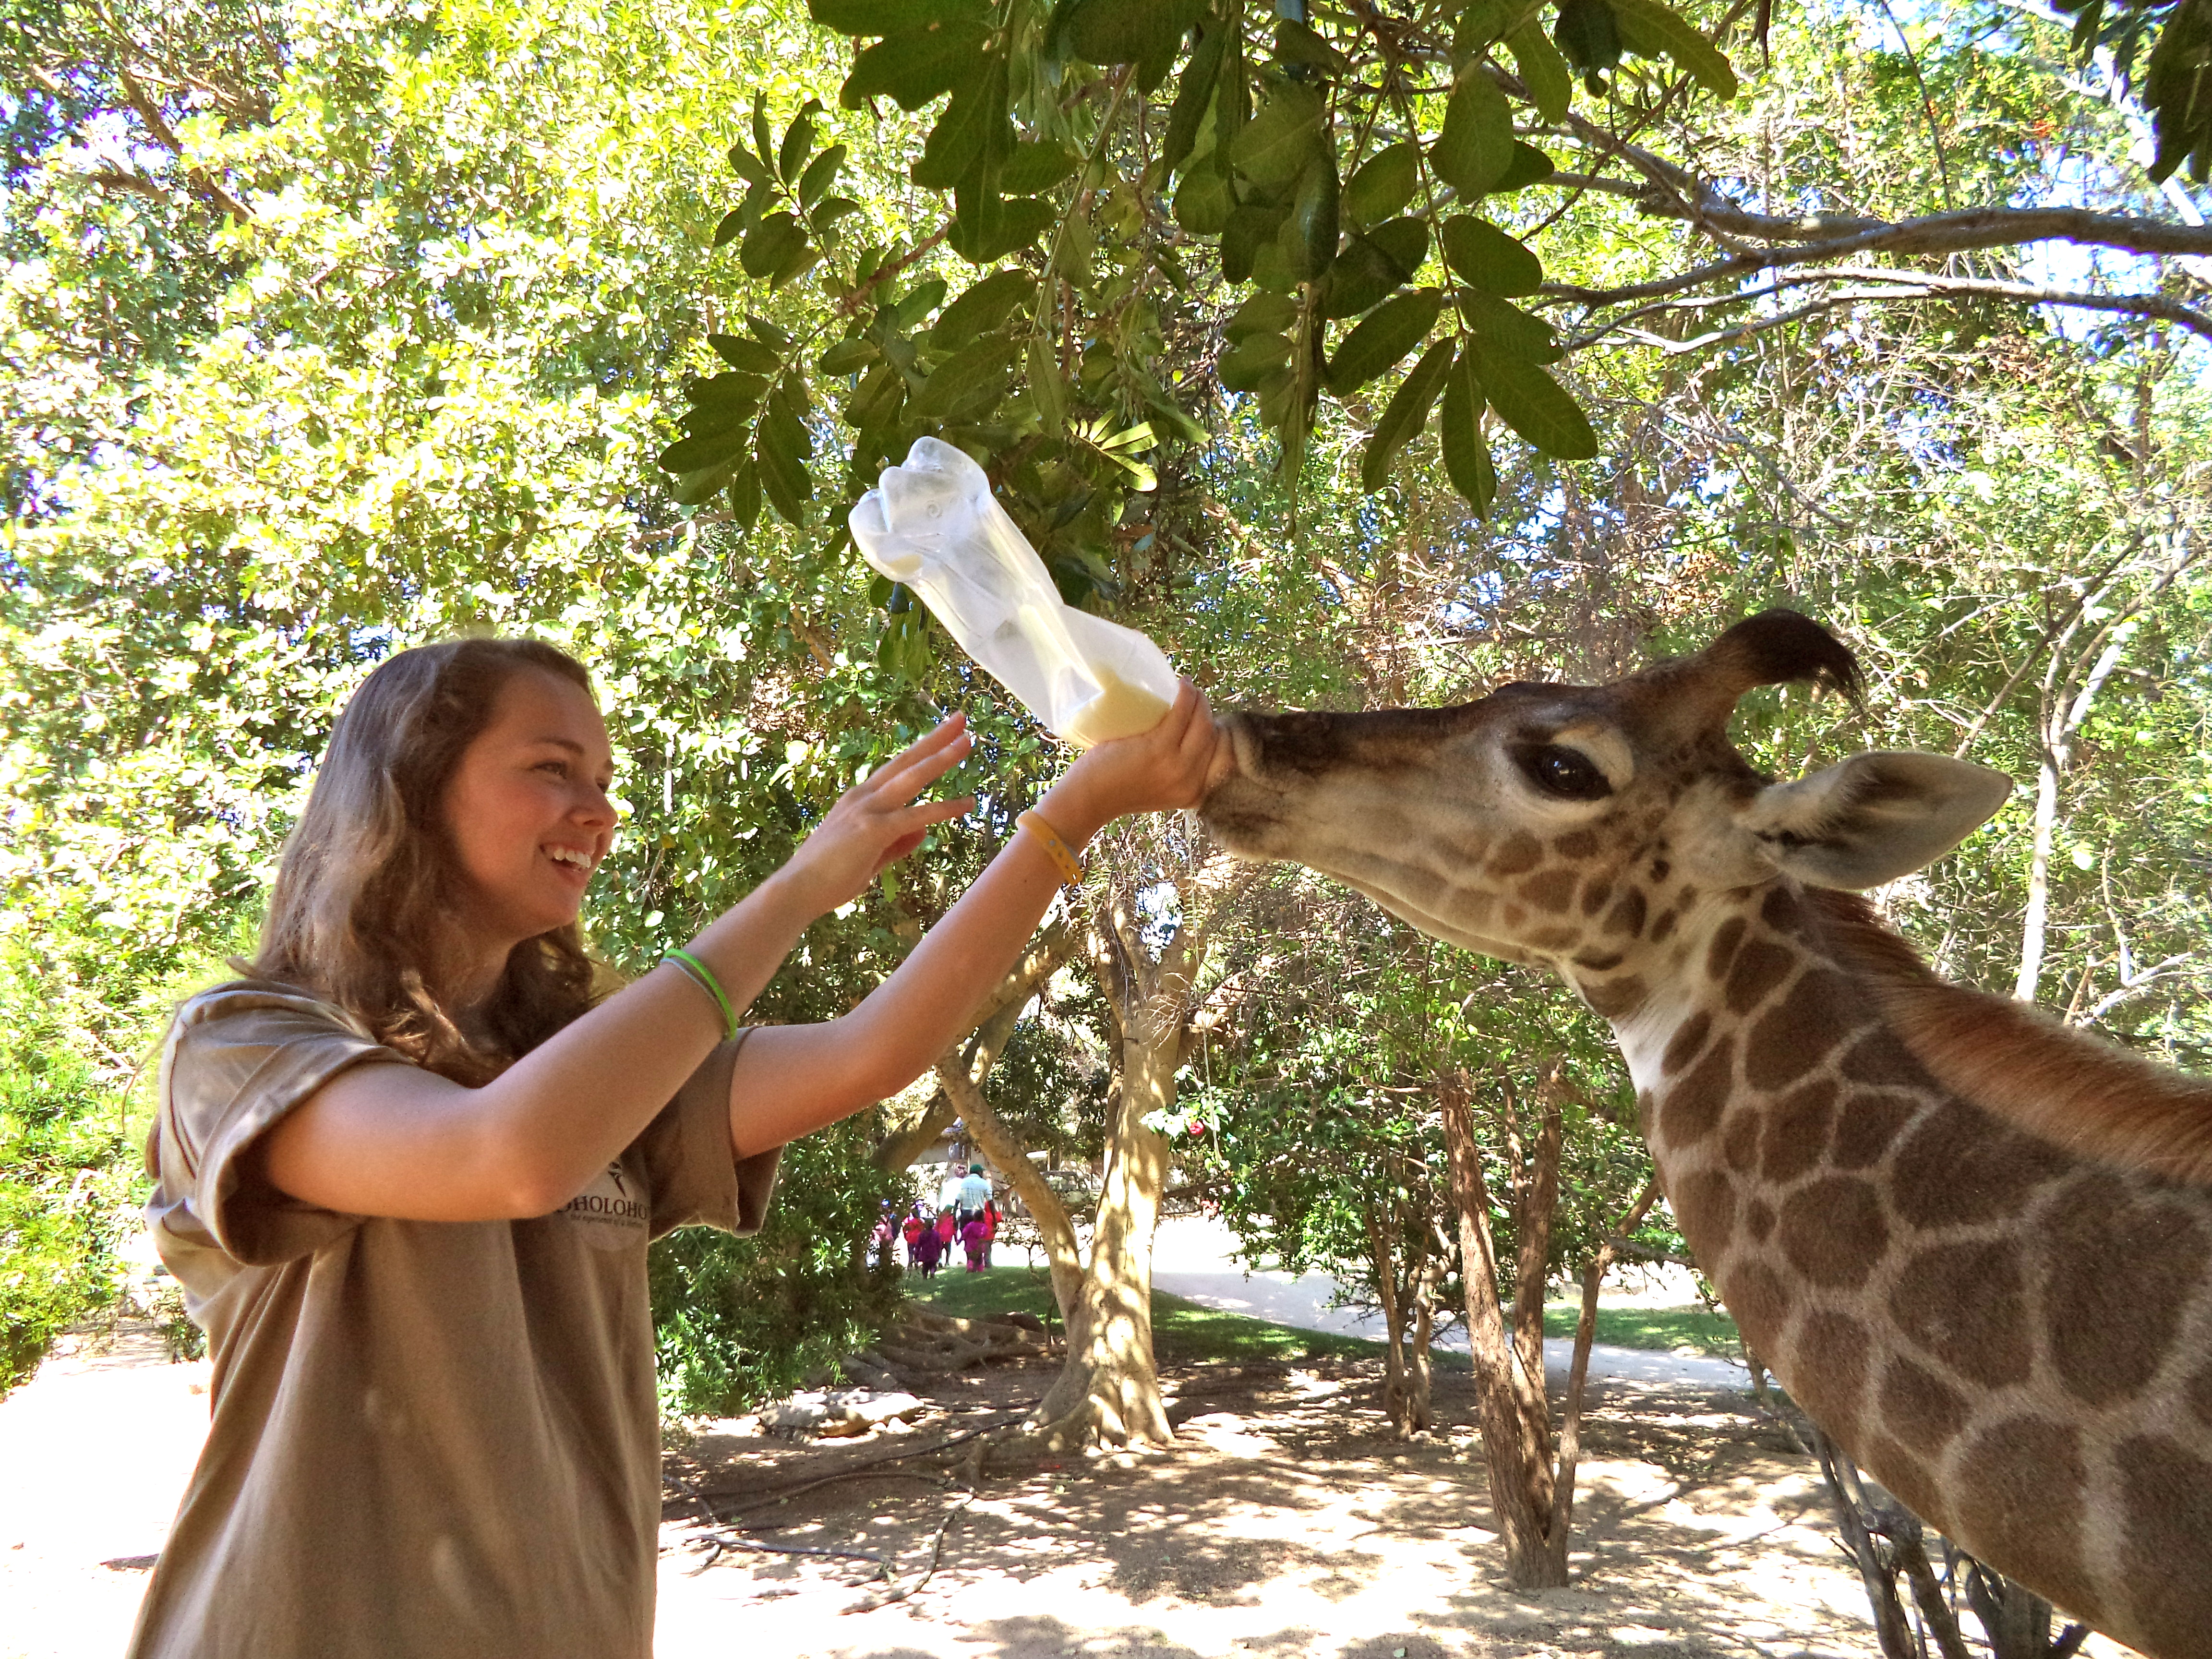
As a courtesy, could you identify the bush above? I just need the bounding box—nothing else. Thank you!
[648,1113,906,1417]
[0,1028,136,1394]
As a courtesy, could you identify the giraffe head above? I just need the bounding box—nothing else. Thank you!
[1200,611,2013,1020]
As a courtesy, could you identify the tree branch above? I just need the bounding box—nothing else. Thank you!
[1571,267,2212,349]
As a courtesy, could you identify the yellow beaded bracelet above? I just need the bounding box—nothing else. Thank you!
[1017,809,1084,886]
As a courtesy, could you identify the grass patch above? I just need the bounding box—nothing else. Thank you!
[906,1272,1741,1366]
[1543,1301,1741,1358]
[906,1268,1458,1368]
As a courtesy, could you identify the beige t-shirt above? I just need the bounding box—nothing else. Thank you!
[128,981,780,1659]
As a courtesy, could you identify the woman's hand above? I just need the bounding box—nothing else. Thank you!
[773,714,976,915]
[1040,679,1221,844]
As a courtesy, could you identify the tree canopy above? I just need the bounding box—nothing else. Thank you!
[3,0,2209,1416]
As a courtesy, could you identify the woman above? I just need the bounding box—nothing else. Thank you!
[132,636,1215,1658]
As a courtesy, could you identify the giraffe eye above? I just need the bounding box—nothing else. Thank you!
[1516,744,1611,801]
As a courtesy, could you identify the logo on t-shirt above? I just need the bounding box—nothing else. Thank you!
[559,1160,650,1250]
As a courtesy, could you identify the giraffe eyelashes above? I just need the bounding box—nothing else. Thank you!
[1514,744,1613,802]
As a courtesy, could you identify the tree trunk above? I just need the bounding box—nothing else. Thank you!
[1366,1209,1415,1437]
[937,1059,1084,1322]
[996,854,1257,1460]
[1503,1070,1563,1506]
[1023,1017,1177,1448]
[1406,1255,1437,1434]
[872,1089,957,1172]
[1548,1180,1658,1578]
[1439,1070,1566,1587]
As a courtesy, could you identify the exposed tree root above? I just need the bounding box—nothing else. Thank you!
[876,1307,1049,1376]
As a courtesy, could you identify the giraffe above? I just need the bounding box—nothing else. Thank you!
[1198,610,2212,1659]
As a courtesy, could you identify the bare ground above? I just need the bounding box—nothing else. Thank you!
[656,1355,1884,1659]
[2,1330,2141,1659]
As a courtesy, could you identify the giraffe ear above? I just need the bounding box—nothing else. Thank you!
[1738,752,2014,890]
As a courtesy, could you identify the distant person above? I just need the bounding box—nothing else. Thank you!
[900,1205,926,1270]
[961,1212,989,1272]
[130,635,1217,1658]
[936,1206,957,1256]
[870,1203,896,1272]
[981,1197,999,1267]
[957,1160,991,1225]
[913,1218,943,1276]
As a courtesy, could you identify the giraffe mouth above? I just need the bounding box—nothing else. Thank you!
[1196,715,1288,857]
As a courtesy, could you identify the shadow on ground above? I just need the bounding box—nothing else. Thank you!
[656,1355,1879,1659]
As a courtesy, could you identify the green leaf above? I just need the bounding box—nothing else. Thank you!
[1552,0,1623,89]
[1505,21,1573,122]
[884,277,948,331]
[809,0,983,36]
[845,361,905,429]
[770,241,823,290]
[1173,166,1231,234]
[711,206,747,248]
[952,194,1055,260]
[818,337,878,374]
[727,144,770,186]
[798,143,848,207]
[1064,0,1205,65]
[912,58,1010,190]
[931,268,1036,349]
[810,195,864,233]
[1003,140,1079,194]
[739,212,809,279]
[1222,202,1288,283]
[841,21,989,110]
[672,456,742,506]
[1459,287,1561,361]
[1342,142,1419,230]
[757,386,814,523]
[1464,337,1595,457]
[1226,291,1299,341]
[779,103,821,182]
[1274,18,1350,75]
[1609,0,1738,98]
[1283,153,1339,282]
[1359,337,1455,490]
[1432,74,1514,197]
[1440,215,1542,295]
[751,95,775,169]
[1452,0,1513,60]
[749,314,795,351]
[1326,289,1444,394]
[1317,217,1430,320]
[659,424,751,474]
[709,333,783,374]
[910,335,1021,423]
[1495,143,1557,192]
[1218,330,1294,392]
[1439,347,1497,516]
[1232,81,1326,191]
[1161,24,1229,174]
[726,460,763,529]
[688,371,768,414]
[1028,335,1067,436]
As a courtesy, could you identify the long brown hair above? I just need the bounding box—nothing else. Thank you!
[247,637,602,1083]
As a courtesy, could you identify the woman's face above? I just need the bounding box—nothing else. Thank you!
[441,668,618,948]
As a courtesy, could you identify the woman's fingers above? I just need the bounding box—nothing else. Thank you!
[865,715,972,805]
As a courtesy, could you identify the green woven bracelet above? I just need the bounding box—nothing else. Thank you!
[662,948,738,1041]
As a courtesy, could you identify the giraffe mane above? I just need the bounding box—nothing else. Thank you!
[1807,890,2212,1187]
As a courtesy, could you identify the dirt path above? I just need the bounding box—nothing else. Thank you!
[1,1329,2140,1659]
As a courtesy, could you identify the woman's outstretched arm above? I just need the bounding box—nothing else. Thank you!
[258,717,984,1222]
[724,683,1219,1156]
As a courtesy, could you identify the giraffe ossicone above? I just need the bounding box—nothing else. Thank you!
[1200,609,2212,1659]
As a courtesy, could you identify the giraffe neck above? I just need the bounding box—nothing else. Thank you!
[1597,881,2212,1659]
